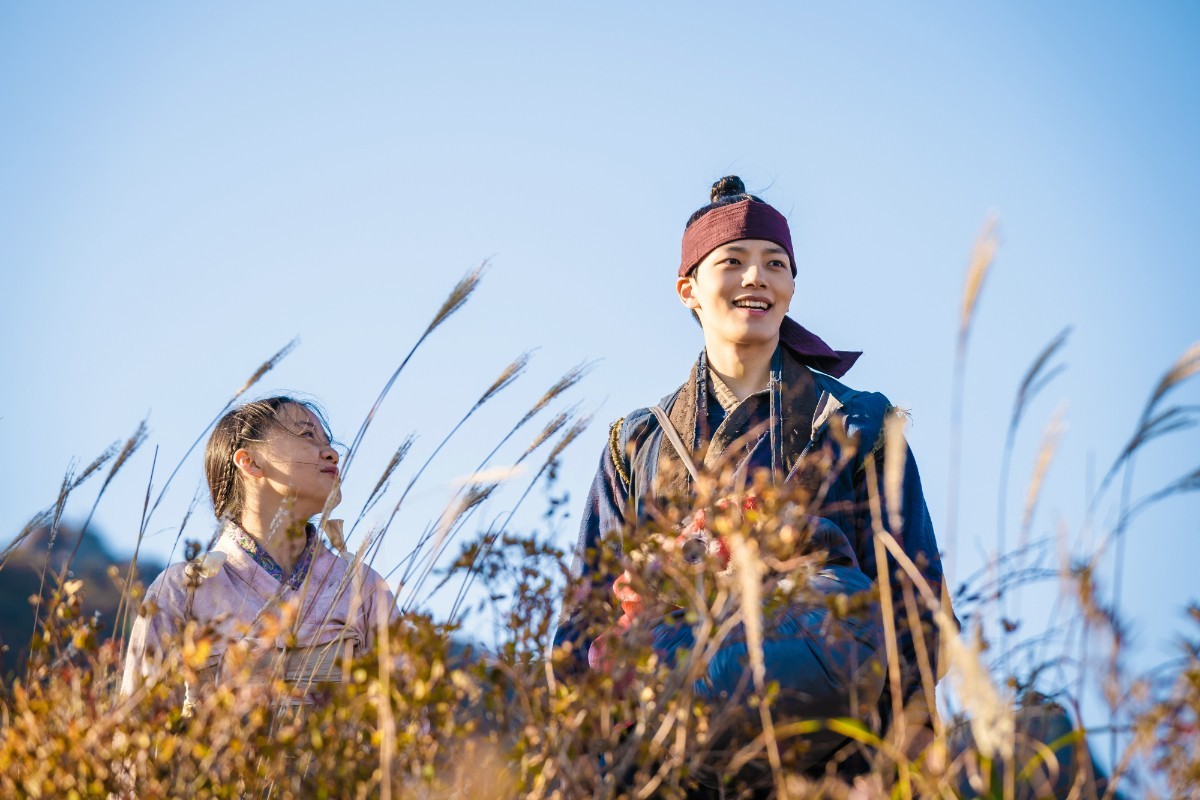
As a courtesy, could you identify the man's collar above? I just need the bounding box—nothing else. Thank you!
[707,369,768,414]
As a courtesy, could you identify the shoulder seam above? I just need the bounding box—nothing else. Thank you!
[608,417,630,485]
[857,402,902,473]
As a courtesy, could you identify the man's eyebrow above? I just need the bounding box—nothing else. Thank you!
[719,244,788,256]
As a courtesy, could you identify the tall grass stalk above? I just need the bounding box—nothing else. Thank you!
[947,215,999,583]
[60,420,149,577]
[339,264,485,486]
[996,329,1069,676]
[145,338,297,529]
[386,366,586,594]
[5,238,1198,798]
[446,415,590,623]
[399,403,578,604]
[356,352,530,562]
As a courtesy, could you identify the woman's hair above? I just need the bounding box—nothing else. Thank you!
[203,396,334,523]
[684,175,766,233]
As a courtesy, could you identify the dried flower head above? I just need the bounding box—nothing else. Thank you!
[324,518,346,554]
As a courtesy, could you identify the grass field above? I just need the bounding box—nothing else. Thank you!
[2,246,1197,799]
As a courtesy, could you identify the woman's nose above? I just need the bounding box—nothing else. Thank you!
[323,446,339,464]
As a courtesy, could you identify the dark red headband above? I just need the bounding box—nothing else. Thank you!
[678,199,796,277]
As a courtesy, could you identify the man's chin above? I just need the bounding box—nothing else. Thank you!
[729,325,782,348]
[704,318,782,350]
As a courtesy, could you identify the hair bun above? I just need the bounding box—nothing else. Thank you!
[710,175,747,203]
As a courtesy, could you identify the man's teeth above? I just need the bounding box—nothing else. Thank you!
[734,300,770,310]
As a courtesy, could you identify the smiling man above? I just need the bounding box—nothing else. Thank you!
[554,176,949,782]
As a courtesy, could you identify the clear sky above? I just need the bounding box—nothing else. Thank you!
[3,0,1198,748]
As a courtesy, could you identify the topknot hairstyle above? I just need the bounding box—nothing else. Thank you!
[685,175,765,229]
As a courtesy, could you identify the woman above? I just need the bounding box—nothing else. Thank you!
[122,396,395,697]
[554,177,948,773]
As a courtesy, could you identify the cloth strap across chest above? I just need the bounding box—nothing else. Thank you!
[653,346,821,499]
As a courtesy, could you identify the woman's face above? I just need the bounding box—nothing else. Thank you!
[677,238,794,349]
[246,403,341,517]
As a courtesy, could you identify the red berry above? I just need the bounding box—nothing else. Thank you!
[712,536,731,568]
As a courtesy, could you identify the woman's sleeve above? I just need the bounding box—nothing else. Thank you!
[119,573,180,696]
[358,568,400,652]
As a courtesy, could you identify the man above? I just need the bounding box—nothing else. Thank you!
[554,177,947,778]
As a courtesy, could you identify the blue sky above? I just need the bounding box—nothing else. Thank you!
[3,0,1198,748]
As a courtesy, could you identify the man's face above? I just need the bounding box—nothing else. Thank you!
[676,238,795,348]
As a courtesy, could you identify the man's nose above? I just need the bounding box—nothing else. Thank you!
[742,263,767,286]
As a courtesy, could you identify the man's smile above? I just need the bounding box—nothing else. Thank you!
[732,295,773,313]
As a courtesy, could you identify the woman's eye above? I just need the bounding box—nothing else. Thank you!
[722,258,741,266]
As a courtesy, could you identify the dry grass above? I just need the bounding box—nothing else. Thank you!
[1,242,1197,799]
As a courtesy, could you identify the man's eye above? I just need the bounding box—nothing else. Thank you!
[769,260,787,268]
[722,258,741,266]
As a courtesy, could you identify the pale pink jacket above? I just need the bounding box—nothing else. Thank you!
[121,523,395,695]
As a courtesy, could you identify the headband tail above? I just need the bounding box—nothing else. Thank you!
[779,316,860,378]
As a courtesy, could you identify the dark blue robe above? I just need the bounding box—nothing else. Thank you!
[554,345,947,767]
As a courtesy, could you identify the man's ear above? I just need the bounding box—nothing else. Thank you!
[233,448,264,479]
[676,275,701,311]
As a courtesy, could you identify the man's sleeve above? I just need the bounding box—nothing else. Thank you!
[552,426,630,674]
[865,431,949,692]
